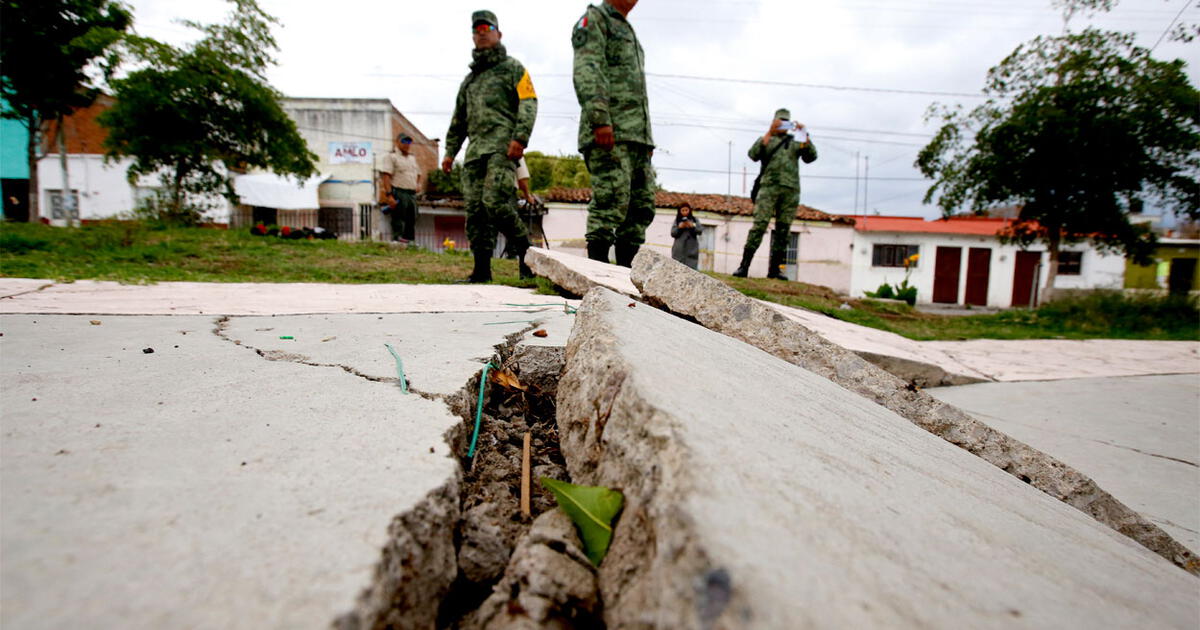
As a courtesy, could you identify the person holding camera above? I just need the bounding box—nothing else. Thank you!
[732,108,818,279]
[670,203,703,269]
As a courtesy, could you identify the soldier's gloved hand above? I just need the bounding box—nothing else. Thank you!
[441,157,453,174]
[506,140,525,161]
[594,125,615,151]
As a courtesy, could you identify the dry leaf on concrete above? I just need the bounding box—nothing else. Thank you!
[532,329,549,338]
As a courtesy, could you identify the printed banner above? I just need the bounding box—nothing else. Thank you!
[329,142,372,164]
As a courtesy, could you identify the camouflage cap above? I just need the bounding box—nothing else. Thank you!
[774,108,791,120]
[472,10,498,28]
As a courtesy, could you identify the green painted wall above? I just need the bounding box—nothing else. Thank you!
[1125,243,1200,290]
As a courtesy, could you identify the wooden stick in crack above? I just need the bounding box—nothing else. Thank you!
[520,432,532,517]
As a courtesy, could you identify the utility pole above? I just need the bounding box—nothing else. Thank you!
[864,155,870,216]
[853,151,860,214]
[726,140,732,204]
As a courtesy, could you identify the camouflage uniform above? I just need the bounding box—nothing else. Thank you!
[444,34,537,264]
[736,109,818,278]
[572,2,655,265]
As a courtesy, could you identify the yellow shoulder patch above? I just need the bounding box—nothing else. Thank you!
[516,70,537,100]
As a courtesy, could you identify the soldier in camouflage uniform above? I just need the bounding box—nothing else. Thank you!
[733,108,818,280]
[442,10,538,283]
[572,0,655,267]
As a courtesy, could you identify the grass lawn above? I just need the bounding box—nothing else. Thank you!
[2,221,1196,341]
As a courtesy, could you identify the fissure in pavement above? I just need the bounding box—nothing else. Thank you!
[335,329,605,630]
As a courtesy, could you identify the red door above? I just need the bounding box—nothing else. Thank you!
[1011,251,1042,307]
[933,246,962,304]
[965,248,991,306]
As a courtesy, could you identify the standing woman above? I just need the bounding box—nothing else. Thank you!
[670,203,703,269]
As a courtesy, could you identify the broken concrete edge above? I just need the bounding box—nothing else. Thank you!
[554,288,748,628]
[854,350,989,388]
[628,249,1200,577]
[526,247,639,300]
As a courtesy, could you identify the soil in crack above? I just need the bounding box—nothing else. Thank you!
[436,345,575,628]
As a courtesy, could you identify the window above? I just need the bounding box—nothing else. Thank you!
[1058,251,1083,275]
[786,232,799,265]
[46,189,80,220]
[872,244,919,267]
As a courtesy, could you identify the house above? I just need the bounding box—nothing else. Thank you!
[272,98,439,240]
[845,215,1126,308]
[1,97,30,221]
[537,188,856,289]
[1125,238,1199,296]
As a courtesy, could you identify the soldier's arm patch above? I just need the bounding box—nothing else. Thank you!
[516,69,537,100]
[572,16,589,48]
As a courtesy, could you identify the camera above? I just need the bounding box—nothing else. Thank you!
[778,120,795,130]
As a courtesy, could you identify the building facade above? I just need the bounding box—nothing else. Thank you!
[846,216,1127,308]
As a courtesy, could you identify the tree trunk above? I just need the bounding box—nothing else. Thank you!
[24,115,40,223]
[56,115,75,227]
[1041,230,1061,305]
[172,164,185,217]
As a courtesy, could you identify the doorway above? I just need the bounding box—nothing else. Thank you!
[965,247,991,306]
[933,246,962,304]
[1168,258,1196,295]
[1012,251,1042,307]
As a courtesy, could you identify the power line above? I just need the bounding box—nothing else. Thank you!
[1150,0,1193,52]
[645,72,986,98]
[656,165,925,181]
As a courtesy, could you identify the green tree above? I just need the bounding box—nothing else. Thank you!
[0,0,131,222]
[425,162,464,196]
[525,152,590,192]
[99,0,316,224]
[917,10,1199,302]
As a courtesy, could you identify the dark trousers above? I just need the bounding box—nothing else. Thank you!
[390,188,417,241]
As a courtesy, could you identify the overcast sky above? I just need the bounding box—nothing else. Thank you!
[123,0,1198,219]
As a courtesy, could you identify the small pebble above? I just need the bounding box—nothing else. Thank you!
[142,348,154,354]
[90,320,101,326]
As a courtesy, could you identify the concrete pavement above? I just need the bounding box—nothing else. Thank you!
[929,374,1200,552]
[0,281,578,629]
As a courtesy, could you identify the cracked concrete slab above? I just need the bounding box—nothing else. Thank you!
[524,249,1199,382]
[0,279,570,316]
[559,287,1199,629]
[929,374,1200,553]
[525,247,638,298]
[763,299,990,386]
[630,249,1198,573]
[0,295,575,628]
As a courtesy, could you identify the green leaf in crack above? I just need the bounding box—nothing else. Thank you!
[540,477,624,566]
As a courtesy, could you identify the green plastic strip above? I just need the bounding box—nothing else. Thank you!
[467,362,495,459]
[384,343,409,394]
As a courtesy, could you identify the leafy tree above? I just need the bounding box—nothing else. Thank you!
[425,161,464,196]
[525,151,590,192]
[917,8,1199,302]
[100,0,316,224]
[0,0,132,222]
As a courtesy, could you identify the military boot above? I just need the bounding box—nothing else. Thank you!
[586,239,611,263]
[466,247,492,283]
[732,246,755,277]
[512,235,535,279]
[614,242,639,267]
[766,250,788,280]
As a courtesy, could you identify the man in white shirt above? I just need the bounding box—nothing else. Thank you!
[378,134,422,242]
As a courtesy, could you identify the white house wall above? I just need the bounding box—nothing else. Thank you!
[541,202,854,293]
[36,154,230,225]
[283,100,389,208]
[850,231,1126,307]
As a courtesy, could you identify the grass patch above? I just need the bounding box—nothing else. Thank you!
[0,221,537,288]
[709,271,1198,341]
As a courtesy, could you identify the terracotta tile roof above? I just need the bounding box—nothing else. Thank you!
[841,214,1019,236]
[544,187,854,225]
